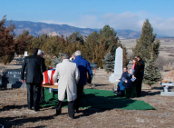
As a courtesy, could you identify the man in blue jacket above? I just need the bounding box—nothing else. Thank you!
[72,50,93,112]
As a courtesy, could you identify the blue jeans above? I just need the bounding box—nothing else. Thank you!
[118,81,126,91]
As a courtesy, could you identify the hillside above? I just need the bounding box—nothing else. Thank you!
[6,20,140,38]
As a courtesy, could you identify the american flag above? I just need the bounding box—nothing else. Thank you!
[42,69,55,85]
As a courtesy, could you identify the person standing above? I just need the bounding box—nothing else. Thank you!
[134,56,145,97]
[72,50,93,112]
[37,49,47,103]
[53,54,79,119]
[21,48,46,111]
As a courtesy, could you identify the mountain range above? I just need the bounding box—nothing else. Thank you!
[6,20,141,39]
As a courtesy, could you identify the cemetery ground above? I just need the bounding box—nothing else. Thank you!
[0,69,174,128]
[0,38,174,128]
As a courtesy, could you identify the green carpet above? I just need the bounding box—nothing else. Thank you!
[41,88,155,110]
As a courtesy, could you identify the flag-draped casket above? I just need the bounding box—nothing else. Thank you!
[42,69,56,85]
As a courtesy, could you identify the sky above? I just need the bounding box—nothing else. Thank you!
[0,0,174,36]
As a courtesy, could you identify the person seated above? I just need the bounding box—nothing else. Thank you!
[115,67,129,96]
[115,68,136,97]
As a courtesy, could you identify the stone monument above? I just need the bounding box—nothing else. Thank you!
[24,51,28,57]
[109,47,123,90]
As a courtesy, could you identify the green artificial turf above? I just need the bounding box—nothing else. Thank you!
[41,88,155,110]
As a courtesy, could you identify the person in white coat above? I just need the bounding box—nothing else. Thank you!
[53,53,80,119]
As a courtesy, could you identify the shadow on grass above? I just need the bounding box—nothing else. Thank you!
[41,89,155,118]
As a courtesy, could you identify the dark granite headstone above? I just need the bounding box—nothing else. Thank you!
[3,69,23,88]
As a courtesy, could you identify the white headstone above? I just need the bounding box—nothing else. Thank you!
[24,51,28,57]
[109,47,123,84]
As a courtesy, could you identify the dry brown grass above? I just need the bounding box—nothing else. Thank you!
[0,39,174,127]
[0,69,174,128]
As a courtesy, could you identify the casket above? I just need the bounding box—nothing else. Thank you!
[42,69,56,85]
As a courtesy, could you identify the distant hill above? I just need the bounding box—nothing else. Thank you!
[6,20,141,39]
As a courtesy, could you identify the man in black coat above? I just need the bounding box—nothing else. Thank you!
[134,56,145,97]
[21,48,46,111]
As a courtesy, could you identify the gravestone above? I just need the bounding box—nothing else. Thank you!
[0,69,23,88]
[160,83,174,96]
[109,47,123,87]
[0,123,4,128]
[24,51,28,57]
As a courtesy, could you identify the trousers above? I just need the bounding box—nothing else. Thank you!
[56,100,75,118]
[26,83,41,110]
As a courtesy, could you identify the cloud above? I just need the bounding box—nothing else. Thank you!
[150,17,174,36]
[41,12,174,37]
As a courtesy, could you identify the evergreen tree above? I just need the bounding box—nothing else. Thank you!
[29,34,48,51]
[143,59,161,87]
[15,30,33,55]
[103,52,114,73]
[67,32,84,44]
[85,32,99,63]
[97,25,120,68]
[133,19,161,86]
[133,19,160,61]
[100,25,128,71]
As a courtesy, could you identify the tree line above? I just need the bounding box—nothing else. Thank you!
[0,16,127,68]
[0,16,161,86]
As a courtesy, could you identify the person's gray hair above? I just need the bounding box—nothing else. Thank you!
[74,50,81,56]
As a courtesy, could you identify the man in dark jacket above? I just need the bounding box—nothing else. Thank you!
[21,48,46,111]
[72,50,93,112]
[134,56,145,97]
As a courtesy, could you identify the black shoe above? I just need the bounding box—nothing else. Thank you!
[28,106,33,110]
[75,109,80,113]
[55,109,61,116]
[28,107,32,110]
[69,115,75,119]
[114,91,118,95]
[34,108,40,111]
[116,91,125,97]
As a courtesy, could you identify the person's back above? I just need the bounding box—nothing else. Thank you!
[22,55,45,84]
[56,59,79,94]
[73,55,92,85]
[21,48,46,111]
[53,54,79,118]
[72,50,93,112]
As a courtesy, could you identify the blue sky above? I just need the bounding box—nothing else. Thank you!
[0,0,174,36]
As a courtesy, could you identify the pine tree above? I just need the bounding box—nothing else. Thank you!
[103,52,114,73]
[98,25,121,68]
[67,32,84,44]
[144,59,161,87]
[133,19,160,61]
[100,25,128,71]
[133,19,161,86]
[85,32,99,63]
[15,30,33,55]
